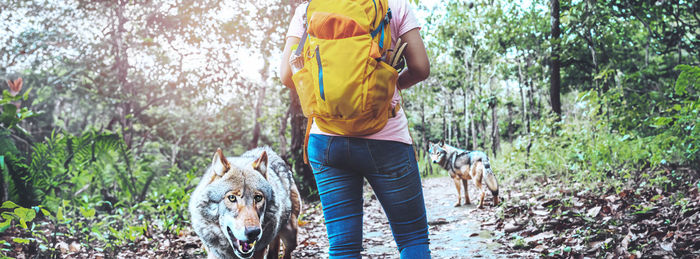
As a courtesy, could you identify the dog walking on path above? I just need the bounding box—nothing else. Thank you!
[429,141,500,208]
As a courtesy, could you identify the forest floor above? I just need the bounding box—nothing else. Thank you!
[3,168,699,258]
[292,176,513,259]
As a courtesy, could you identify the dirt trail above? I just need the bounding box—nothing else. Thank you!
[293,176,505,258]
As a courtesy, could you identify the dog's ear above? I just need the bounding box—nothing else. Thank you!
[252,151,268,179]
[209,148,231,183]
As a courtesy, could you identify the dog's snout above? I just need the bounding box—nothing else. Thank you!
[244,226,261,240]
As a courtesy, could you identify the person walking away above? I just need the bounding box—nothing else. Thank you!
[279,0,431,258]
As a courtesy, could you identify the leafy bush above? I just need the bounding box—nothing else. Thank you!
[497,65,699,192]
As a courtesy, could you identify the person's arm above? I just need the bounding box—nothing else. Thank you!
[280,36,301,89]
[397,28,430,90]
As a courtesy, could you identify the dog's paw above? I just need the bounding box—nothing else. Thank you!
[453,202,461,207]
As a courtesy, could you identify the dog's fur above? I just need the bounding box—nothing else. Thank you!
[429,141,500,208]
[189,147,301,259]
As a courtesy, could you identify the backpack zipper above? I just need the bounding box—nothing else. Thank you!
[315,46,325,101]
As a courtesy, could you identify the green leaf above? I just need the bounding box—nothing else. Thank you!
[2,103,16,116]
[1,201,19,209]
[12,237,30,244]
[22,86,32,101]
[19,218,27,229]
[79,207,95,219]
[0,218,10,233]
[14,207,36,222]
[57,206,64,221]
[652,117,672,127]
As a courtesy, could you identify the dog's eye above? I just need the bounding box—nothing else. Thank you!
[254,195,263,203]
[228,195,237,203]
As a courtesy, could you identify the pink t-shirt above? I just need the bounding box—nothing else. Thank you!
[286,0,420,145]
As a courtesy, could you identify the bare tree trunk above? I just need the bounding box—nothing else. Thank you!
[278,106,290,159]
[170,136,182,168]
[249,83,266,149]
[288,90,317,200]
[506,103,514,141]
[518,59,527,135]
[480,116,486,150]
[250,57,272,149]
[420,93,432,175]
[113,0,134,150]
[490,99,499,158]
[525,77,533,169]
[463,88,469,149]
[550,0,562,118]
[447,90,453,144]
[442,95,447,141]
[470,100,477,151]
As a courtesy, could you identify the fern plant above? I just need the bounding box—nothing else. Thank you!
[28,129,128,211]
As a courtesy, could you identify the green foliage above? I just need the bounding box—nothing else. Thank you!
[0,201,52,256]
[0,88,37,133]
[1,84,39,206]
[644,65,700,164]
[27,130,127,210]
[498,66,699,193]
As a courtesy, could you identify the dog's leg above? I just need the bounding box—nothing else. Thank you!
[493,192,500,206]
[279,216,298,259]
[254,246,269,259]
[265,237,281,259]
[479,190,486,209]
[471,162,486,209]
[206,248,220,259]
[461,178,471,205]
[452,176,462,207]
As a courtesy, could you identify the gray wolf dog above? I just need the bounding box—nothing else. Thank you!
[429,141,500,208]
[189,147,301,259]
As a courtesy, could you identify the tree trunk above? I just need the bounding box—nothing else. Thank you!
[525,76,533,169]
[464,88,470,149]
[420,93,432,175]
[506,103,514,141]
[249,83,266,149]
[442,96,446,141]
[490,99,499,158]
[278,105,290,159]
[518,59,527,135]
[113,0,135,150]
[550,0,562,118]
[288,89,317,200]
[447,90,453,144]
[480,116,486,150]
[470,106,477,151]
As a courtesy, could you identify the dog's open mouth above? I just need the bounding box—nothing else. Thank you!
[227,227,256,257]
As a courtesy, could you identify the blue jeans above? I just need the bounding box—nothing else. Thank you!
[307,134,431,259]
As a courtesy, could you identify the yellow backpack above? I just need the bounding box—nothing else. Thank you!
[291,0,399,163]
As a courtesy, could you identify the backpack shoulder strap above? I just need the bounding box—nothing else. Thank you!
[370,8,392,49]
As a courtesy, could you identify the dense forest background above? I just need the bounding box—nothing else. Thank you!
[0,0,698,257]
